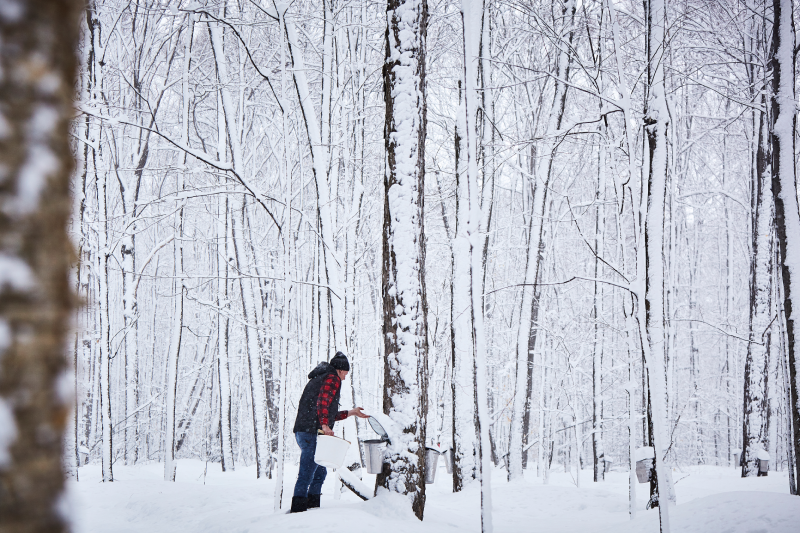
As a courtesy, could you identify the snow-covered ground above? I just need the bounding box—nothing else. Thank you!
[69,459,799,533]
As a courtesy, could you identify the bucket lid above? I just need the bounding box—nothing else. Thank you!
[368,417,389,441]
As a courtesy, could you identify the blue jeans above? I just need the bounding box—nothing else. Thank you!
[292,432,327,498]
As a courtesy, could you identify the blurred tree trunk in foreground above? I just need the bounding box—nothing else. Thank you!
[0,0,80,532]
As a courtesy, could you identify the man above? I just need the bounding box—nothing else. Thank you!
[290,352,369,513]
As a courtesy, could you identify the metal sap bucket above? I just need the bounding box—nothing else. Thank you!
[442,448,453,474]
[425,447,439,484]
[758,459,769,475]
[635,458,653,483]
[362,439,386,475]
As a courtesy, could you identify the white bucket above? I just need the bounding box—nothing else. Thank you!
[315,435,350,469]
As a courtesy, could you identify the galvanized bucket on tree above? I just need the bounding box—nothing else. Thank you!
[757,449,770,476]
[361,439,386,475]
[425,447,439,484]
[442,448,453,474]
[635,459,652,483]
[634,447,655,483]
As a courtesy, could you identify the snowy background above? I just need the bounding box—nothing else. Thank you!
[64,0,800,530]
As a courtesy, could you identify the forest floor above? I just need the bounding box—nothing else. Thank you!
[69,459,799,533]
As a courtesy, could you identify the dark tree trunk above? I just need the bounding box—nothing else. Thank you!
[769,0,800,495]
[377,0,429,520]
[742,94,773,477]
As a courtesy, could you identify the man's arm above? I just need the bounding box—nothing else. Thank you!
[317,374,341,434]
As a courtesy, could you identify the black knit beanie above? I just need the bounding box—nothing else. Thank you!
[330,351,350,372]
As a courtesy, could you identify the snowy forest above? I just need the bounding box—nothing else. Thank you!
[1,0,799,532]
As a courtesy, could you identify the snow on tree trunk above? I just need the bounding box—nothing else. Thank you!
[121,197,137,466]
[641,0,672,530]
[769,0,800,494]
[610,0,640,512]
[742,99,773,477]
[98,141,113,484]
[451,86,476,491]
[377,0,429,520]
[163,279,184,482]
[84,4,113,483]
[0,0,80,528]
[216,200,234,471]
[274,11,292,507]
[591,5,608,484]
[461,1,493,530]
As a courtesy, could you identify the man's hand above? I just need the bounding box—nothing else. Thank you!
[321,424,334,436]
[349,407,370,419]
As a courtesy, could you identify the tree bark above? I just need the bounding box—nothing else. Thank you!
[451,81,476,491]
[641,0,672,529]
[769,0,800,495]
[377,0,429,519]
[0,0,80,530]
[742,94,773,477]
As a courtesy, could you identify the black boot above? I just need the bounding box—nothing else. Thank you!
[290,496,308,513]
[307,494,321,509]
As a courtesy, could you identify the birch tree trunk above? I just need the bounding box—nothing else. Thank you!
[0,0,80,529]
[377,0,429,519]
[769,0,800,495]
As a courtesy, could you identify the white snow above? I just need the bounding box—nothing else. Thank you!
[634,447,654,461]
[67,461,799,533]
[12,105,60,215]
[756,449,770,461]
[0,253,35,291]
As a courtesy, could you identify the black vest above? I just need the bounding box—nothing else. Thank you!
[293,363,341,434]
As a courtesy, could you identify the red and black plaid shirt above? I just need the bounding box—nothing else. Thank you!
[317,374,348,427]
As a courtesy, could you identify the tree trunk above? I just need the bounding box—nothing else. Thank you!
[163,241,184,482]
[217,197,234,471]
[640,0,672,529]
[461,1,493,530]
[0,0,80,529]
[769,0,800,495]
[742,96,773,477]
[377,0,429,519]
[451,81,476,491]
